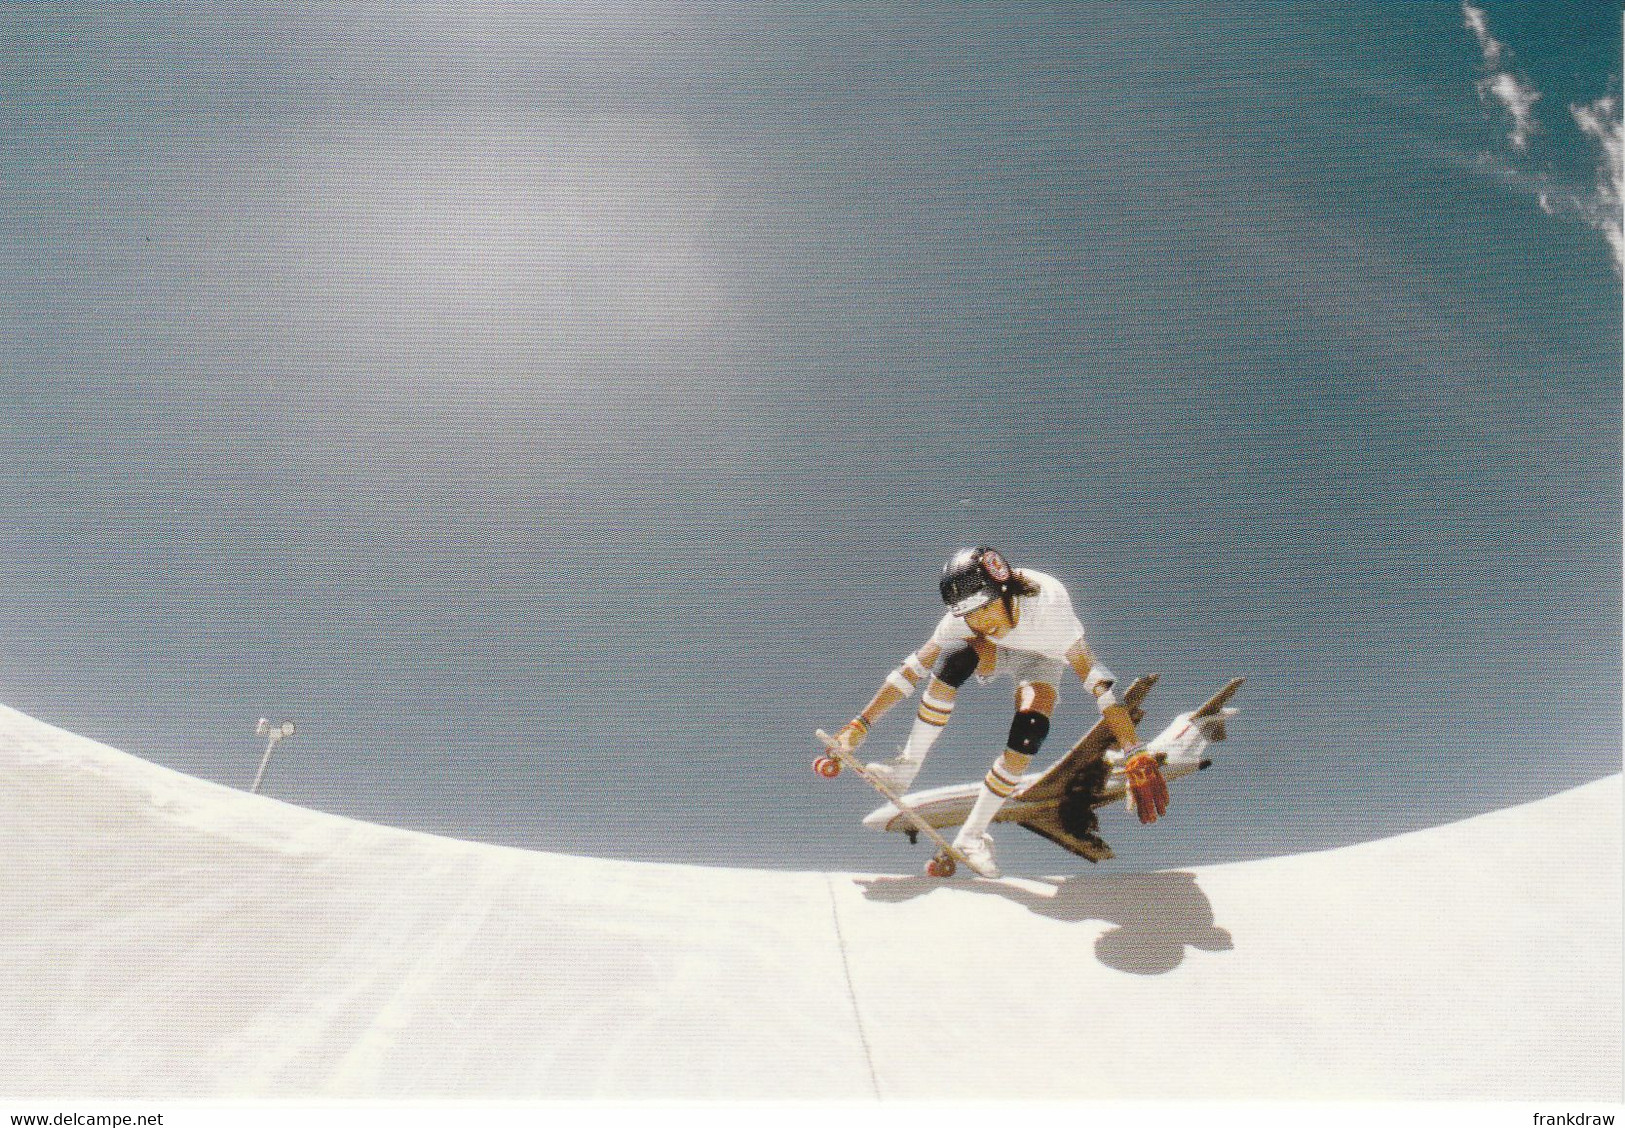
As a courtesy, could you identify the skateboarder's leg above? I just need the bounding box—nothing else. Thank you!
[867,641,988,790]
[986,680,1056,793]
[953,679,1059,876]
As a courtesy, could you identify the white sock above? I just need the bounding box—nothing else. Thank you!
[896,682,955,765]
[897,716,943,766]
[957,759,1022,842]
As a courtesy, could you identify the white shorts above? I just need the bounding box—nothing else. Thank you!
[978,646,1068,691]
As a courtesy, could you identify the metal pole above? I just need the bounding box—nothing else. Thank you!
[251,719,296,794]
[250,733,278,794]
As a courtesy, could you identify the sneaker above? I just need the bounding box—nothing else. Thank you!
[863,754,921,794]
[952,832,1002,878]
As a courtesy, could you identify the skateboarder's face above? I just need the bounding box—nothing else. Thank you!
[964,599,1015,638]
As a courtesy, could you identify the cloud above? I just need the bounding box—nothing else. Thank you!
[1458,3,1622,273]
[1569,96,1625,275]
[1477,71,1542,151]
[1462,3,1541,150]
[1461,2,1504,66]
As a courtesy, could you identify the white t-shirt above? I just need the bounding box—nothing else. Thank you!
[927,569,1085,661]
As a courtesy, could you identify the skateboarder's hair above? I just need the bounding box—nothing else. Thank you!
[1000,570,1041,620]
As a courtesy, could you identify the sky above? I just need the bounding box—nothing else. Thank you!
[1,1,1620,874]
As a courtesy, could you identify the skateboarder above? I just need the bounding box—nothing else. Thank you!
[828,547,1169,877]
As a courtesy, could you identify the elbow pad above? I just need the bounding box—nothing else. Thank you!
[884,668,916,696]
[884,654,932,697]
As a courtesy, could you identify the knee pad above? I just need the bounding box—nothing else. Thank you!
[937,644,980,689]
[1005,710,1051,756]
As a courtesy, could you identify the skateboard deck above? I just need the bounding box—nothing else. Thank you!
[814,729,968,878]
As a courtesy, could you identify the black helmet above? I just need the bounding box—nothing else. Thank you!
[939,546,1014,617]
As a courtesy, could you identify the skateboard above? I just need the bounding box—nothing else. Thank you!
[814,729,967,878]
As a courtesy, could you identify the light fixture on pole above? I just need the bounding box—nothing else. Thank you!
[251,718,297,795]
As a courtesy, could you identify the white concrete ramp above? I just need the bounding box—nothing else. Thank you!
[1,703,1618,1101]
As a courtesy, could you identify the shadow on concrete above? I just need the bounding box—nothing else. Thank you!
[855,870,1233,975]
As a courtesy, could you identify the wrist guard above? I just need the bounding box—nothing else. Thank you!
[1083,663,1117,698]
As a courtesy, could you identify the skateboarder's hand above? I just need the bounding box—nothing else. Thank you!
[1123,750,1169,825]
[834,717,870,752]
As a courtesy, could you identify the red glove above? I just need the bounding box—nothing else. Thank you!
[1124,751,1169,825]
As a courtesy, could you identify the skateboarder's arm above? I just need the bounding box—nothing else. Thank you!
[1066,640,1139,749]
[835,641,942,749]
[1067,640,1169,824]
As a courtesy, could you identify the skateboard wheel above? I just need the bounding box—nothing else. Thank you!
[813,756,841,779]
[926,855,956,879]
